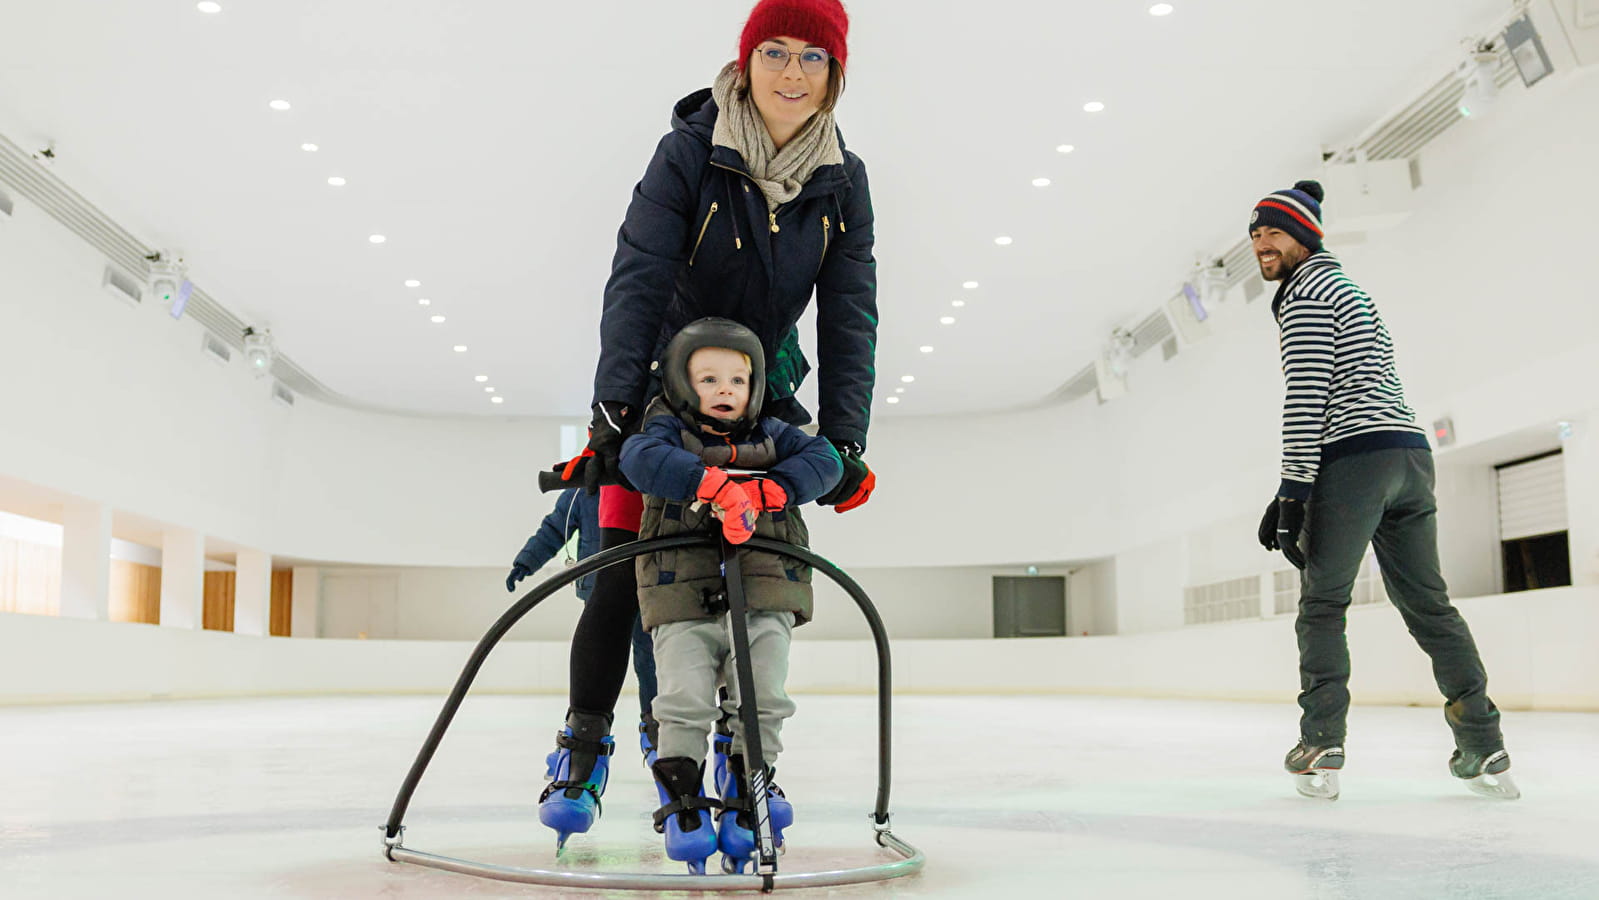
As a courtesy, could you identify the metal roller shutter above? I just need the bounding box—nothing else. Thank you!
[1496,452,1567,541]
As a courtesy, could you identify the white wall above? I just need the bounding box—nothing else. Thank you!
[6,587,1594,711]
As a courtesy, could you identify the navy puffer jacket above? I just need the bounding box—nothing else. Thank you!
[593,88,878,450]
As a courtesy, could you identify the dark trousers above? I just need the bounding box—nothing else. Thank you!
[1295,448,1502,752]
[569,527,656,720]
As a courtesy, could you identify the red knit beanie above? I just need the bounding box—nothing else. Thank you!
[737,0,850,72]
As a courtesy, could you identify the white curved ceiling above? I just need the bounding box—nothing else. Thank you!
[0,0,1506,418]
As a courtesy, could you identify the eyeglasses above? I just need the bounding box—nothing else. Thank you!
[755,43,831,75]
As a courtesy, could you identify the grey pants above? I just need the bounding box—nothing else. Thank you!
[652,611,796,768]
[1295,447,1503,752]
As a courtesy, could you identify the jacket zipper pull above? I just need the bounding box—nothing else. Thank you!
[769,211,780,234]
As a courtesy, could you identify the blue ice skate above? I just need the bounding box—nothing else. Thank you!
[542,748,559,780]
[650,756,721,874]
[537,712,615,852]
[716,752,794,874]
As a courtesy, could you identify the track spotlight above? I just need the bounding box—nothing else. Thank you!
[1456,47,1499,119]
[146,250,192,319]
[242,326,275,377]
[1106,327,1136,378]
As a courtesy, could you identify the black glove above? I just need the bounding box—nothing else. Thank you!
[1257,498,1280,551]
[817,440,874,510]
[506,562,533,593]
[1275,498,1307,570]
[582,400,633,494]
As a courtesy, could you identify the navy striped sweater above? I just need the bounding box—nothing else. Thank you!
[1272,252,1428,500]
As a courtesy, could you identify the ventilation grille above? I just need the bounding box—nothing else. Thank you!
[1035,364,1097,408]
[1184,575,1261,625]
[0,188,13,218]
[101,265,142,305]
[271,381,296,407]
[201,332,232,364]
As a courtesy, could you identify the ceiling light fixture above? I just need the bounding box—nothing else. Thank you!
[242,326,274,377]
[146,250,191,319]
[453,345,467,352]
[900,375,915,383]
[1032,177,1051,187]
[430,315,445,323]
[952,300,966,307]
[1056,144,1075,154]
[919,346,933,353]
[485,387,495,393]
[417,298,431,306]
[994,236,1013,246]
[1149,3,1174,15]
[886,397,900,404]
[895,387,905,394]
[1083,101,1105,113]
[327,176,346,186]
[962,281,979,289]
[491,396,505,404]
[300,143,318,152]
[404,279,421,287]
[940,316,956,325]
[197,1,222,12]
[269,99,291,111]
[368,234,386,244]
[1456,47,1499,118]
[475,375,488,382]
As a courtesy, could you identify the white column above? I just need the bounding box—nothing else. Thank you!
[234,549,271,636]
[290,566,321,638]
[59,500,112,621]
[159,528,205,629]
[1563,418,1599,587]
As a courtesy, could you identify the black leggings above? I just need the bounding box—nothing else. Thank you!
[568,527,641,719]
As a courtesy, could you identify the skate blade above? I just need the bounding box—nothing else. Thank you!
[1465,771,1520,800]
[1294,770,1340,801]
[686,859,708,875]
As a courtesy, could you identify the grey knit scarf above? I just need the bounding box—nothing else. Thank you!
[711,62,843,214]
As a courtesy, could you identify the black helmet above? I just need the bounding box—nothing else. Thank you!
[660,317,765,434]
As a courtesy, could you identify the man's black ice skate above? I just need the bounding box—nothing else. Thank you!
[1284,740,1344,801]
[1450,747,1519,800]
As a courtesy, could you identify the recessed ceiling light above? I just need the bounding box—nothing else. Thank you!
[300,142,318,152]
[919,346,934,353]
[940,316,956,325]
[197,1,222,12]
[886,397,900,404]
[491,396,505,404]
[900,375,915,383]
[952,300,966,307]
[430,315,445,324]
[994,236,1013,246]
[1083,101,1105,113]
[1056,144,1076,154]
[327,176,346,186]
[1149,3,1174,15]
[485,387,495,393]
[404,279,421,288]
[895,387,905,394]
[1032,177,1051,187]
[962,281,979,289]
[417,298,431,306]
[269,99,291,111]
[368,234,386,244]
[474,375,488,382]
[453,345,467,353]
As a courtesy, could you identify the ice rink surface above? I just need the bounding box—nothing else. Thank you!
[2,694,1595,899]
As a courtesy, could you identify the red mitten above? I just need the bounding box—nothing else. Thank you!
[696,468,758,544]
[739,478,789,513]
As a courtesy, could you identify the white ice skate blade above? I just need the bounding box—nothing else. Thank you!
[1464,771,1521,800]
[1294,770,1340,801]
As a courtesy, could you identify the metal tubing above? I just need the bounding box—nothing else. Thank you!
[383,531,911,889]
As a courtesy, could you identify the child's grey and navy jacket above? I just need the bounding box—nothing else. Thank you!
[512,488,601,600]
[1273,251,1429,500]
[619,398,843,631]
[592,89,878,451]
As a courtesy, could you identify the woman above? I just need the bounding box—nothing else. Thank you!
[539,0,879,849]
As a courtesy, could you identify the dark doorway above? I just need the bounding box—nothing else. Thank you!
[992,576,1067,638]
[1501,532,1571,593]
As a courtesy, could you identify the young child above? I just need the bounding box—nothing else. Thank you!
[618,317,842,874]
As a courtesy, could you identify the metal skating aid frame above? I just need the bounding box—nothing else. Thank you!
[382,534,924,892]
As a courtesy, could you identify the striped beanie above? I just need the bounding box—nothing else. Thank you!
[1249,180,1325,251]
